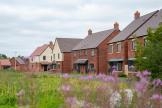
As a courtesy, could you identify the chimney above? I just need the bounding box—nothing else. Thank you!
[49,41,54,49]
[88,29,92,35]
[134,11,140,20]
[114,22,119,30]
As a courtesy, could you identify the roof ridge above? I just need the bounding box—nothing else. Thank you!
[126,10,159,39]
[90,28,114,35]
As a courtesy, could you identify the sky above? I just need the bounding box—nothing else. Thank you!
[0,0,162,57]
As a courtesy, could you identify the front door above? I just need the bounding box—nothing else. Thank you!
[43,65,48,71]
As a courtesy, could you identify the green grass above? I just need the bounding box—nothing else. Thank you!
[0,70,64,108]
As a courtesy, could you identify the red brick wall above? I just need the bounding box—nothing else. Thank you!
[28,63,43,72]
[10,58,28,72]
[72,49,98,73]
[98,30,120,74]
[62,52,72,73]
[128,37,144,58]
[107,41,125,60]
[72,29,120,74]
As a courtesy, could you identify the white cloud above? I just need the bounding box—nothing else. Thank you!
[0,0,162,57]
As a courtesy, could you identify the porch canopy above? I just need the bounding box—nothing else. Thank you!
[109,58,124,62]
[74,59,88,64]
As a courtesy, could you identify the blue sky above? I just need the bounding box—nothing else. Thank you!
[0,0,162,57]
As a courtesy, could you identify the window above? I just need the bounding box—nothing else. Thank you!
[116,62,122,71]
[53,54,55,60]
[91,49,95,56]
[108,44,113,53]
[131,39,136,50]
[43,56,46,60]
[58,53,60,59]
[89,64,95,72]
[116,43,121,53]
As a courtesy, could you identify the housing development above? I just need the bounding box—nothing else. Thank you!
[0,9,162,75]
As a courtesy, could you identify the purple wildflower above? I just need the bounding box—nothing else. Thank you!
[66,97,77,105]
[142,70,151,76]
[102,76,115,82]
[62,73,70,78]
[61,84,71,92]
[80,75,94,80]
[151,94,162,100]
[136,71,151,80]
[152,79,162,87]
[96,73,106,80]
[135,77,149,93]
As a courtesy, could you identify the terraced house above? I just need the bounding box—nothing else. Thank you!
[107,9,162,75]
[53,38,82,73]
[29,42,54,72]
[72,22,120,74]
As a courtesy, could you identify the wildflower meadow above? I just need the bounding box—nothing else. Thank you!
[0,70,161,108]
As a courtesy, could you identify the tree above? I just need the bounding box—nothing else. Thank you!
[135,25,162,79]
[0,54,7,59]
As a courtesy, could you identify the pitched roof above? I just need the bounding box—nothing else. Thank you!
[129,9,162,38]
[73,29,115,50]
[109,10,158,43]
[0,59,11,66]
[56,38,83,52]
[30,44,48,57]
[15,57,26,64]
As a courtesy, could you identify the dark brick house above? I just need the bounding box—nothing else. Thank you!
[107,9,161,74]
[0,59,11,70]
[53,38,82,73]
[10,57,28,72]
[72,22,120,74]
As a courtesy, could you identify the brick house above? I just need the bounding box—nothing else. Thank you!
[127,9,162,70]
[72,22,120,74]
[0,59,11,70]
[29,42,54,72]
[107,10,160,74]
[53,38,82,73]
[10,57,28,72]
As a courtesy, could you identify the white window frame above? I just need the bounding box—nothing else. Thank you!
[108,44,113,54]
[131,39,136,51]
[116,42,121,53]
[91,49,95,56]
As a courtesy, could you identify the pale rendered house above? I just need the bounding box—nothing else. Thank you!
[29,42,54,72]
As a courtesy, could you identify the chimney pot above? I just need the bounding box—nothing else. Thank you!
[134,11,140,20]
[88,29,92,35]
[114,22,119,30]
[49,41,54,49]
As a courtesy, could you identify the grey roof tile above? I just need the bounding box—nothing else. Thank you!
[109,10,158,43]
[130,9,162,38]
[15,57,25,64]
[73,29,115,50]
[56,38,83,52]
